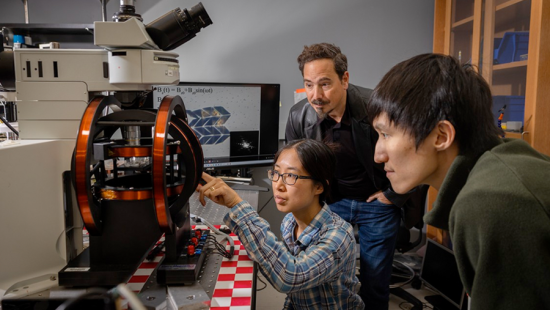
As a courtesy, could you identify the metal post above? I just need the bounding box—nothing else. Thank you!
[20,0,29,24]
[99,0,110,22]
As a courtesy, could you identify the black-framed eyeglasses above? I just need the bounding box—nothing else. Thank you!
[267,169,314,185]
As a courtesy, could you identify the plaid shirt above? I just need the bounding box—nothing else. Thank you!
[224,201,364,309]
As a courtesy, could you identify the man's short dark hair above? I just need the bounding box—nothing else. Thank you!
[367,53,501,157]
[297,43,348,80]
[274,139,336,204]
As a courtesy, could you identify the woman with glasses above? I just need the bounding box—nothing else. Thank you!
[199,139,364,309]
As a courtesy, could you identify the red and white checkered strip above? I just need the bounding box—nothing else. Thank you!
[209,225,254,310]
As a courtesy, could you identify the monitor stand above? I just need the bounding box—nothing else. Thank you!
[425,295,458,310]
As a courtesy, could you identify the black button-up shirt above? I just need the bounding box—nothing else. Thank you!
[320,103,376,201]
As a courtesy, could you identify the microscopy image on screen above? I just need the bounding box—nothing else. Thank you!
[186,106,231,145]
[230,131,259,157]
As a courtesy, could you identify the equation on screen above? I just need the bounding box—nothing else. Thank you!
[156,86,213,95]
[155,86,214,103]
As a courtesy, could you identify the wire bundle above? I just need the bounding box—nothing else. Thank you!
[204,234,233,258]
[190,214,235,259]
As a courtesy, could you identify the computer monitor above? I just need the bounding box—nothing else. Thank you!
[153,82,280,168]
[420,239,468,310]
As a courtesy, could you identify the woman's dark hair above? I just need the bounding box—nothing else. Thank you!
[367,53,501,157]
[297,43,348,80]
[273,139,336,205]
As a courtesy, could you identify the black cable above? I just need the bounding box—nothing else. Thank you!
[205,235,232,258]
[205,238,226,254]
[0,115,18,136]
[206,238,232,258]
[210,251,233,258]
[55,288,111,310]
[257,194,273,214]
[256,274,267,291]
[191,215,234,258]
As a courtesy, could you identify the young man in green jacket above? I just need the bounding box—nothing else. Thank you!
[366,53,550,310]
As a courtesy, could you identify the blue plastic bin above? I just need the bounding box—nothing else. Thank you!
[493,32,529,64]
[492,96,525,126]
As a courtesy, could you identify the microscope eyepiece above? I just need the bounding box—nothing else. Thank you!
[146,2,212,51]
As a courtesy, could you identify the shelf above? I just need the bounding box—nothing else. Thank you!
[496,0,528,12]
[0,24,94,35]
[452,16,474,31]
[1,23,95,46]
[493,60,528,71]
[452,0,475,24]
[504,131,523,139]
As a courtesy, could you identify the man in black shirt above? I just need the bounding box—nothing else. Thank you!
[285,43,409,310]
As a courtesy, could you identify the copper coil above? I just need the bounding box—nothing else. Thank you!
[110,144,182,158]
[152,96,175,231]
[152,96,202,233]
[74,97,104,234]
[74,97,197,235]
[100,184,183,200]
[110,146,152,157]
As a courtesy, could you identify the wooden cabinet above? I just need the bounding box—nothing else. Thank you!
[429,0,550,244]
[434,0,549,155]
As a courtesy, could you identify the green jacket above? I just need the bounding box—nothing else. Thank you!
[424,138,550,310]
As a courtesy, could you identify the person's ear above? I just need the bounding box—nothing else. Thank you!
[434,120,456,151]
[341,71,349,89]
[314,181,325,196]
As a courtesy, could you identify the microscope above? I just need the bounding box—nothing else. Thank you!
[0,0,215,307]
[57,1,213,288]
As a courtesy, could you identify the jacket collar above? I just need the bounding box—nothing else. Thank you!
[423,154,477,230]
[424,138,505,230]
[346,84,369,123]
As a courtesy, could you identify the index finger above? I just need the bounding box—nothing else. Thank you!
[202,172,215,183]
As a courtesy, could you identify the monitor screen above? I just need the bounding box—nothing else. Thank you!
[153,82,280,168]
[420,239,466,309]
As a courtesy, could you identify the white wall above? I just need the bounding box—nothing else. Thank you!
[143,0,435,138]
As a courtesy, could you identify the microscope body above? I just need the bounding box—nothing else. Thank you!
[1,2,212,291]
